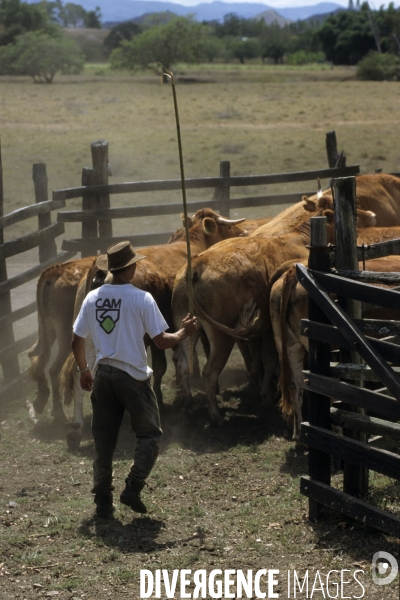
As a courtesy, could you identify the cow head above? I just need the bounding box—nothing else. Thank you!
[169,208,247,247]
[303,196,376,229]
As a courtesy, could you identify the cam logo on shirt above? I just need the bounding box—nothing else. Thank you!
[95,298,121,334]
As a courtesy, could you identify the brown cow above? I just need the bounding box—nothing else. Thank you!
[271,231,400,439]
[171,211,338,424]
[28,257,101,421]
[30,208,247,442]
[171,200,377,424]
[252,173,400,240]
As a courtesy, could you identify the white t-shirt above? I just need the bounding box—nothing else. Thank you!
[73,283,168,380]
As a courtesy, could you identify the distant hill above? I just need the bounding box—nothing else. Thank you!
[255,9,291,26]
[302,6,344,25]
[24,0,345,26]
[276,2,343,21]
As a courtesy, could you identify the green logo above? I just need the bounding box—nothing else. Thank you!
[95,297,121,335]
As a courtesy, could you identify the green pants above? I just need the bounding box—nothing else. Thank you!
[90,364,162,495]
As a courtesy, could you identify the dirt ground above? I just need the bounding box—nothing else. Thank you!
[0,350,399,600]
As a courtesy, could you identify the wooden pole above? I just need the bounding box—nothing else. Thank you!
[91,140,112,253]
[81,167,97,258]
[326,131,339,169]
[33,163,57,263]
[161,67,194,372]
[334,176,369,498]
[0,139,20,382]
[212,161,230,218]
[307,216,332,521]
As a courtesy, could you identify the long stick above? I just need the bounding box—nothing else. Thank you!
[161,66,194,372]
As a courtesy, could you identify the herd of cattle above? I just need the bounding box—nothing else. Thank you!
[27,173,400,449]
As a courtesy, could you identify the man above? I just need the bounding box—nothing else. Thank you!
[72,241,197,519]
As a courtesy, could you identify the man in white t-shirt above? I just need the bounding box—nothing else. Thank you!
[72,241,197,519]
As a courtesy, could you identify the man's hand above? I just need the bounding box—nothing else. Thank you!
[80,369,93,392]
[181,314,198,336]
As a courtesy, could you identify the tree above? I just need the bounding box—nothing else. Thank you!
[104,21,142,52]
[315,5,376,64]
[84,6,101,28]
[0,0,50,45]
[0,30,85,81]
[226,36,260,64]
[110,16,207,71]
[376,2,400,54]
[59,2,86,27]
[260,23,291,63]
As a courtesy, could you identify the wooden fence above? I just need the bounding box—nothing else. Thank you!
[297,177,400,537]
[0,131,359,403]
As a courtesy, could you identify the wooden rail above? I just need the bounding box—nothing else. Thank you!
[0,130,359,403]
[298,178,400,535]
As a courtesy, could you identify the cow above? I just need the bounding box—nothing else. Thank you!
[171,199,378,424]
[28,257,101,422]
[49,209,248,447]
[251,173,400,238]
[171,211,338,425]
[270,229,400,440]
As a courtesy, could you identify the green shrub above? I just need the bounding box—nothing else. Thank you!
[357,51,400,80]
[286,50,326,65]
[0,31,85,82]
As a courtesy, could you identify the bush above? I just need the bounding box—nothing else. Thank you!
[286,50,326,65]
[0,31,85,82]
[357,51,400,80]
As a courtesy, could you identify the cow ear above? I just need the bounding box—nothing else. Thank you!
[202,217,217,234]
[322,209,334,224]
[181,212,193,228]
[303,197,317,212]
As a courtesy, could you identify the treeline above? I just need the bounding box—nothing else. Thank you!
[1,0,400,82]
[106,12,324,69]
[107,4,400,70]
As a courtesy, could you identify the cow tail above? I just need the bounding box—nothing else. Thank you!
[278,266,298,417]
[59,352,77,406]
[28,270,56,381]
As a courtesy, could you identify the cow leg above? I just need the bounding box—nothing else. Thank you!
[201,326,235,425]
[287,342,307,441]
[150,343,166,408]
[67,337,96,450]
[49,325,72,422]
[30,331,56,415]
[237,339,263,387]
[67,374,86,451]
[172,330,202,403]
[260,330,279,407]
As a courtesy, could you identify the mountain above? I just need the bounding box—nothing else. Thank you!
[302,6,344,24]
[255,8,291,25]
[26,0,344,26]
[275,2,343,21]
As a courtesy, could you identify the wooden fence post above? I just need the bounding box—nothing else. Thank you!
[91,140,112,252]
[334,176,369,498]
[326,131,339,169]
[212,160,231,217]
[0,143,20,382]
[81,167,97,258]
[307,216,332,521]
[32,163,57,263]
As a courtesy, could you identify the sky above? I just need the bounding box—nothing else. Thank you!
[131,0,388,9]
